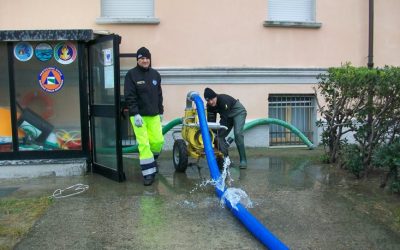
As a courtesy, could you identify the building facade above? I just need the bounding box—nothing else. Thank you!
[0,0,399,153]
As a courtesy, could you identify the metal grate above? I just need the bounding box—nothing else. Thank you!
[268,95,315,146]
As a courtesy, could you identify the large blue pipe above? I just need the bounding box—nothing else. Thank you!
[188,92,289,250]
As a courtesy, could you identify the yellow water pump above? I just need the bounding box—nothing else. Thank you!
[172,93,226,172]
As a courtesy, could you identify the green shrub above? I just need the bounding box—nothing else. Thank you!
[340,144,364,178]
[373,140,400,193]
[319,152,331,164]
[391,181,400,193]
[317,65,400,169]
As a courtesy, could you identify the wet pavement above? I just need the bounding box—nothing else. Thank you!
[2,148,400,250]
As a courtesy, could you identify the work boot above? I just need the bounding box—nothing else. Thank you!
[237,144,247,169]
[143,174,155,186]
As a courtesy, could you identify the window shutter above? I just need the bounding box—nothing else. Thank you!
[268,0,315,22]
[101,0,154,18]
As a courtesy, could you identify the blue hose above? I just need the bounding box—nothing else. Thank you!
[189,92,289,250]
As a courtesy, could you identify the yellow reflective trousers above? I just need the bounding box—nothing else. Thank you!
[130,115,164,177]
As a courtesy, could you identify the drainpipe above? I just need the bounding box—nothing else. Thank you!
[367,0,374,69]
[366,0,375,168]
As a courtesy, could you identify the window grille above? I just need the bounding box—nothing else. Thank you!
[268,95,315,146]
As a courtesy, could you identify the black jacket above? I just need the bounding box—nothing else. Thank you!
[124,66,163,116]
[206,94,238,126]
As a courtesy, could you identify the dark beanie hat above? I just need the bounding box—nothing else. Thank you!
[204,87,217,100]
[137,47,151,60]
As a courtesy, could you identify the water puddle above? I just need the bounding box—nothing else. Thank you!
[0,187,19,198]
[7,149,400,249]
[189,156,254,210]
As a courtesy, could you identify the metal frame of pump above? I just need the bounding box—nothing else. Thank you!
[172,94,227,172]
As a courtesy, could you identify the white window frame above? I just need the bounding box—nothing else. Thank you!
[264,0,321,28]
[96,0,159,24]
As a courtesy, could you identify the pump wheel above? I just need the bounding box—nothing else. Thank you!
[173,139,188,172]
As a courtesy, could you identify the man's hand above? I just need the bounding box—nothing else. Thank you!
[134,114,143,127]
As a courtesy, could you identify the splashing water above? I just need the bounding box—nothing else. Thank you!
[191,156,253,210]
[220,187,253,210]
[190,156,233,193]
[215,156,233,191]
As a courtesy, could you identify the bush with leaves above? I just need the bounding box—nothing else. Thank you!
[316,63,367,163]
[354,66,400,170]
[372,140,400,193]
[339,144,364,178]
[317,64,400,176]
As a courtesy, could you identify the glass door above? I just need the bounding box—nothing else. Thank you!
[88,35,125,182]
[0,43,12,153]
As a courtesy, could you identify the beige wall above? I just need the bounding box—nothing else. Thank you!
[0,0,101,30]
[1,0,399,138]
[1,0,399,68]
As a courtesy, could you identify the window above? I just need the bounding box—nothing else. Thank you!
[268,95,315,146]
[0,43,12,152]
[13,41,82,151]
[97,0,159,24]
[265,0,321,28]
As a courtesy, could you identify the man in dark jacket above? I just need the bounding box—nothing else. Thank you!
[204,87,248,169]
[124,47,164,185]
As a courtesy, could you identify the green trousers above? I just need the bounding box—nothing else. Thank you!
[130,115,164,176]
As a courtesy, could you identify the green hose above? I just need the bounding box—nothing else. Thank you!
[162,117,183,135]
[227,118,315,149]
[100,117,313,153]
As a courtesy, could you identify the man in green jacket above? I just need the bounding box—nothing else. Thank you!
[204,87,248,169]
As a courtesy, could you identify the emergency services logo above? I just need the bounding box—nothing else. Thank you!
[152,80,158,86]
[38,67,64,93]
[14,42,33,62]
[54,42,77,65]
[34,43,53,62]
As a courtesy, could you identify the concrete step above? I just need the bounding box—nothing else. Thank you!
[0,159,87,179]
